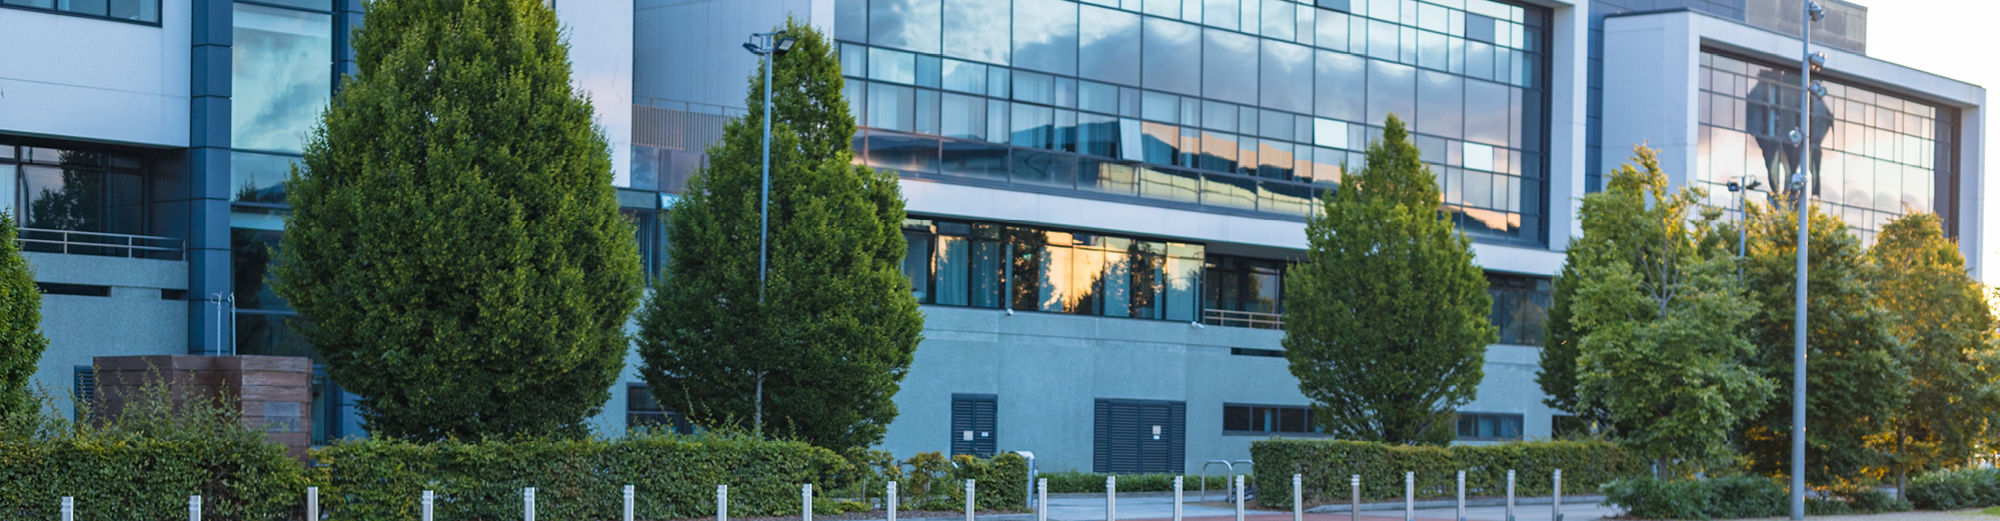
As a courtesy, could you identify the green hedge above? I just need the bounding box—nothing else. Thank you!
[315,437,1028,521]
[1603,476,1910,520]
[1041,471,1232,493]
[1908,468,2000,510]
[0,437,308,521]
[1248,439,1641,508]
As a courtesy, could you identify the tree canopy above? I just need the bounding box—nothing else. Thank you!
[0,213,47,420]
[274,0,641,439]
[635,19,923,449]
[1281,114,1495,445]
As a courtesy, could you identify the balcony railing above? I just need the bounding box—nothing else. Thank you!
[17,228,185,261]
[1202,308,1284,330]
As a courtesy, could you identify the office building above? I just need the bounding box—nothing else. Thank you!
[2,0,1984,472]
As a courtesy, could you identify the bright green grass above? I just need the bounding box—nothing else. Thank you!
[1981,506,2000,515]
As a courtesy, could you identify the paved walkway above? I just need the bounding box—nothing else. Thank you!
[1042,496,1621,521]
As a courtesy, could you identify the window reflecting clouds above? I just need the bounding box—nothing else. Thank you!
[1143,17,1202,96]
[1202,29,1258,105]
[872,0,943,53]
[232,3,331,154]
[1079,5,1142,86]
[1013,0,1079,75]
[945,0,1010,64]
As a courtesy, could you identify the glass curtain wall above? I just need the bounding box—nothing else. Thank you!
[1697,51,1956,244]
[228,0,333,406]
[838,0,1553,245]
[1,142,151,255]
[901,217,1204,321]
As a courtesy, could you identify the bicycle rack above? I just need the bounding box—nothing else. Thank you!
[1199,460,1255,502]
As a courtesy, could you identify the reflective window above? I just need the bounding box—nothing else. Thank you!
[1314,51,1365,122]
[1456,412,1523,441]
[1142,17,1203,96]
[1223,404,1316,433]
[1202,29,1259,105]
[1,0,158,23]
[231,151,299,204]
[903,219,1204,320]
[1416,70,1463,138]
[1203,0,1237,30]
[11,149,147,237]
[944,0,1009,64]
[1078,5,1141,86]
[232,3,332,155]
[1487,272,1549,346]
[1259,40,1312,114]
[1013,0,1078,75]
[870,0,942,54]
[1366,59,1414,124]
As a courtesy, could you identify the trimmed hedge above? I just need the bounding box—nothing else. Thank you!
[1249,439,1641,508]
[1603,476,1910,520]
[314,437,1028,521]
[1908,468,2000,510]
[0,437,308,521]
[1041,471,1232,493]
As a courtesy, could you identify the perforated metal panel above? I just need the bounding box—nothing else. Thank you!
[1093,399,1184,473]
[951,394,998,457]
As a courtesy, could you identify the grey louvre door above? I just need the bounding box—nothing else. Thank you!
[951,394,998,457]
[1093,399,1186,473]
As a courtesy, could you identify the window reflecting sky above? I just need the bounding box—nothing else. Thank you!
[231,3,331,155]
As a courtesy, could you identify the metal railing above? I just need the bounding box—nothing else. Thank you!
[16,227,184,260]
[1202,308,1284,330]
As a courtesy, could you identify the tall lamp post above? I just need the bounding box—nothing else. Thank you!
[1789,2,1828,519]
[742,31,797,304]
[1726,178,1763,260]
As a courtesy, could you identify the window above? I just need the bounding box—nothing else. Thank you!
[951,394,998,457]
[1204,255,1286,327]
[1,0,159,24]
[1223,404,1318,434]
[72,366,95,420]
[626,384,692,434]
[901,217,1202,320]
[1455,412,1523,441]
[5,144,149,243]
[1487,272,1550,346]
[231,2,333,155]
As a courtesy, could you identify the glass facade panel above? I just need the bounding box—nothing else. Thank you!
[944,0,1009,64]
[3,0,158,23]
[1202,29,1259,105]
[231,3,332,155]
[1697,50,1955,243]
[1013,0,1079,75]
[871,0,942,53]
[1143,17,1202,96]
[1078,5,1142,86]
[1259,40,1312,114]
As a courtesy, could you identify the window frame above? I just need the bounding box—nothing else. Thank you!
[1221,403,1323,436]
[0,0,163,26]
[1454,411,1525,441]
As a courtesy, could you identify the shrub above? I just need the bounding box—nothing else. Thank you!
[1603,476,1911,520]
[1040,471,1233,494]
[1250,439,1641,508]
[313,439,1027,521]
[0,385,308,521]
[1907,468,2000,510]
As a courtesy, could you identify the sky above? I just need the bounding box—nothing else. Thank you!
[1860,0,2000,282]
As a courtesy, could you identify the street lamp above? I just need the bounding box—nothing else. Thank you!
[743,31,796,304]
[1789,2,1826,519]
[1725,178,1762,260]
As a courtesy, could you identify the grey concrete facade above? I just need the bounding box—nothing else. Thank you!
[23,253,190,414]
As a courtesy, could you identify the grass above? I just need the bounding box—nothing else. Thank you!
[1981,506,2000,516]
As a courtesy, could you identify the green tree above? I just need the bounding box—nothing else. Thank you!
[1564,146,1773,476]
[1867,210,1999,496]
[273,0,641,440]
[634,19,923,450]
[1538,260,1613,432]
[1281,114,1495,445]
[0,214,48,420]
[1738,201,1908,484]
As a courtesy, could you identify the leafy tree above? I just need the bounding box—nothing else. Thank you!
[0,214,48,420]
[1538,261,1612,431]
[1564,146,1773,476]
[1281,114,1495,445]
[635,19,923,450]
[1738,201,1908,484]
[273,0,641,439]
[1867,211,1999,496]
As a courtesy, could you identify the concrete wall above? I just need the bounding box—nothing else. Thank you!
[24,252,189,415]
[0,1,191,147]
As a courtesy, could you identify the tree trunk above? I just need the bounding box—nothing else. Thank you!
[1656,457,1670,480]
[1895,432,1907,501]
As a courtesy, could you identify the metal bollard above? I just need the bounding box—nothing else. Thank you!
[1506,470,1516,521]
[627,485,638,521]
[1552,470,1563,521]
[1235,475,1246,521]
[1173,476,1184,521]
[1293,474,1303,521]
[889,481,899,521]
[422,490,434,521]
[1404,472,1414,521]
[967,480,976,521]
[719,485,729,521]
[308,487,319,521]
[1106,475,1117,521]
[1349,475,1359,521]
[1038,479,1050,521]
[189,495,201,521]
[1455,471,1466,521]
[805,484,814,521]
[60,497,73,521]
[525,487,537,521]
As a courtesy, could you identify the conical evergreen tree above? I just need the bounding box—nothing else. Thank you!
[0,214,47,420]
[273,0,641,439]
[1281,114,1494,445]
[635,19,923,449]
[1739,201,1908,484]
[1868,211,1999,496]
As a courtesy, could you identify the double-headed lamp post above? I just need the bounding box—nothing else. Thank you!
[1790,1,1827,519]
[742,31,797,304]
[1725,178,1763,260]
